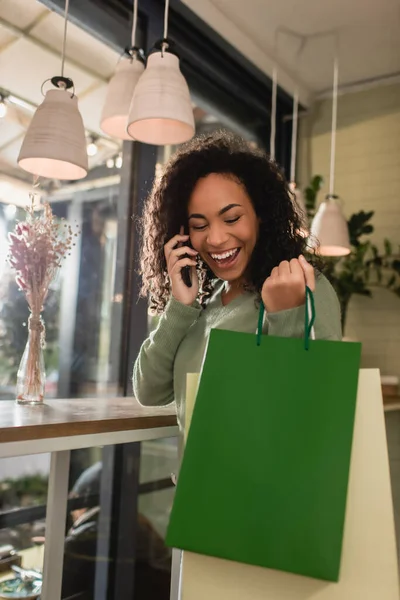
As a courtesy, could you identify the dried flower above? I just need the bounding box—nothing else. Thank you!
[7,196,79,344]
[7,194,79,403]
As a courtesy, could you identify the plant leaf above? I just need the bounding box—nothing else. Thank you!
[392,260,400,274]
[384,239,392,256]
[387,275,396,288]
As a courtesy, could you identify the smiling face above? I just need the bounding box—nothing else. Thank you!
[187,173,259,284]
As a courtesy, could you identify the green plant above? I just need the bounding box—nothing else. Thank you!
[304,175,324,221]
[0,474,48,508]
[304,176,400,331]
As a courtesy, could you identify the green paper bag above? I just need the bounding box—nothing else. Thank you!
[166,290,362,582]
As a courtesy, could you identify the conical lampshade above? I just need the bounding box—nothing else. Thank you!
[310,196,351,256]
[101,51,145,140]
[127,41,195,145]
[18,88,88,180]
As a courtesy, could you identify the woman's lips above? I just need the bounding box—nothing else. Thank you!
[208,247,241,269]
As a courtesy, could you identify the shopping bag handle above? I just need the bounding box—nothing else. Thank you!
[305,286,316,349]
[257,286,316,350]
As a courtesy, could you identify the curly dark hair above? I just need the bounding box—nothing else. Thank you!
[140,130,314,314]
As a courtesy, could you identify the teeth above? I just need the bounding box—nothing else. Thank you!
[211,248,238,261]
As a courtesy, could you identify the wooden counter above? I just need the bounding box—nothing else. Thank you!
[0,397,178,459]
[0,396,179,600]
[0,397,177,443]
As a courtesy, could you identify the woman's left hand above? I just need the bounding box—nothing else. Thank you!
[261,255,315,313]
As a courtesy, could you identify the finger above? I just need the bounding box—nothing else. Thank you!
[278,260,290,276]
[289,258,304,278]
[263,276,275,289]
[164,234,189,252]
[298,255,315,291]
[168,247,197,269]
[179,225,184,236]
[170,257,197,275]
[164,234,189,259]
[171,246,197,258]
[270,266,279,279]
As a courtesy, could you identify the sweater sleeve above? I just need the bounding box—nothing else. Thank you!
[132,296,201,406]
[266,274,342,341]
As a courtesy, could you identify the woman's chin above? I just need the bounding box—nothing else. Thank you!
[212,265,246,283]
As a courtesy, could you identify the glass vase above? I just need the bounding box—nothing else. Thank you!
[16,314,46,404]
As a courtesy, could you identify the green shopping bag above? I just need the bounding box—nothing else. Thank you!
[166,288,362,582]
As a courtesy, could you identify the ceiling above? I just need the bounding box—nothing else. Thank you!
[182,0,400,106]
[0,0,222,200]
[0,0,398,196]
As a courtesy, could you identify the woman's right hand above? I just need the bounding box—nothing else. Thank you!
[164,233,199,306]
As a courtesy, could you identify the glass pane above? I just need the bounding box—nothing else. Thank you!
[135,438,179,599]
[0,453,48,575]
[139,439,178,538]
[0,0,130,595]
[49,185,122,400]
[62,452,102,600]
[1,186,123,401]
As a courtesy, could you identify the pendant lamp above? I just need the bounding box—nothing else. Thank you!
[310,55,350,256]
[18,0,87,180]
[100,0,145,139]
[311,194,351,256]
[127,0,195,145]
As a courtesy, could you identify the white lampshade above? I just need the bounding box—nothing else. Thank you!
[101,52,145,140]
[127,44,195,145]
[310,196,351,257]
[18,88,88,180]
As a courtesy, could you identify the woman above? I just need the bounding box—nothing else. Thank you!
[133,131,341,429]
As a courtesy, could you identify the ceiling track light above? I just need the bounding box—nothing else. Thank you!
[86,135,99,156]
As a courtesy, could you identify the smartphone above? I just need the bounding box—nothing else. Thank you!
[178,228,193,288]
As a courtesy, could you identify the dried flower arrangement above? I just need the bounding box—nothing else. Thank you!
[7,194,77,403]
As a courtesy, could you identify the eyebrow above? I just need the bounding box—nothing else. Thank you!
[188,203,242,220]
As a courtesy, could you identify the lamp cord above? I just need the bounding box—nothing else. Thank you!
[164,0,170,39]
[60,0,70,78]
[131,0,138,47]
[329,55,339,196]
[289,38,305,184]
[290,88,299,183]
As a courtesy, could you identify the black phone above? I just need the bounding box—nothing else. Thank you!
[178,230,193,288]
[181,264,192,288]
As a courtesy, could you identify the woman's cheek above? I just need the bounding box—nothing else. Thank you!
[189,233,201,252]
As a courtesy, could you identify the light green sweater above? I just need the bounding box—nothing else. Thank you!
[133,276,342,431]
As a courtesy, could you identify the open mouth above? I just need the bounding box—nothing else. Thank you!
[208,247,241,269]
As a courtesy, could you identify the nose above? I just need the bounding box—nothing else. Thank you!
[206,222,229,248]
